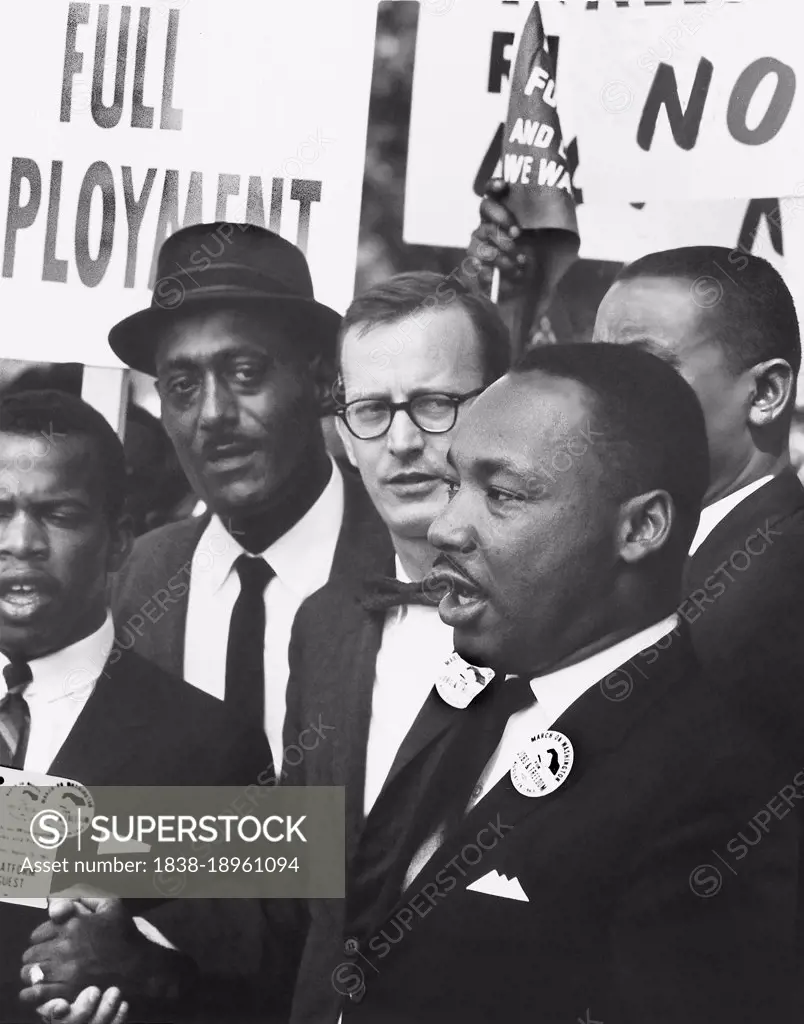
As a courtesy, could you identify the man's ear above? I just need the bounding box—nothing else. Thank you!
[616,489,674,565]
[107,514,135,575]
[334,415,359,469]
[306,350,339,414]
[747,358,795,428]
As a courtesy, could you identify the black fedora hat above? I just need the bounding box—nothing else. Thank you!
[108,222,342,375]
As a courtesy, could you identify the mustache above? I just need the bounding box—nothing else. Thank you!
[200,435,259,455]
[427,554,485,596]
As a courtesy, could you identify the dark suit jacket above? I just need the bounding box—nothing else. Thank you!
[682,469,804,775]
[0,648,273,1023]
[683,470,804,669]
[111,464,385,679]
[336,631,803,1024]
[283,544,475,1024]
[107,465,388,1022]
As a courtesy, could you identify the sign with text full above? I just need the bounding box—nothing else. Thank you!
[404,0,803,244]
[0,0,378,368]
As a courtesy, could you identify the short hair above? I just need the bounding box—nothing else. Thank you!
[513,343,710,552]
[0,389,127,523]
[616,246,801,376]
[340,271,510,385]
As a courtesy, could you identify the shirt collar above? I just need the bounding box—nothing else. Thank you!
[197,457,345,600]
[0,612,115,701]
[689,475,775,555]
[529,615,679,725]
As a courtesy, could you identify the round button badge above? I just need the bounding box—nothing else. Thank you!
[435,653,495,709]
[510,731,574,798]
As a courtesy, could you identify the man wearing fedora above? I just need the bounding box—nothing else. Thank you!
[109,222,388,771]
[102,222,387,998]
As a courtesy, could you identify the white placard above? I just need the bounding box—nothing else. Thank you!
[404,0,803,237]
[0,0,379,368]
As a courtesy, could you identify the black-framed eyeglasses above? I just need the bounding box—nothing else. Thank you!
[336,388,485,440]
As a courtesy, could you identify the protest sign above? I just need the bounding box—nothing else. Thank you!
[405,0,804,320]
[0,0,378,369]
[405,0,800,234]
[489,1,579,352]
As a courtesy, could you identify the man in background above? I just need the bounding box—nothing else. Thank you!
[472,190,804,694]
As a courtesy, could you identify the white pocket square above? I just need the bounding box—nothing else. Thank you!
[466,869,529,902]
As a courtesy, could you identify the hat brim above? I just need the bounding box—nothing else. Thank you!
[108,293,342,376]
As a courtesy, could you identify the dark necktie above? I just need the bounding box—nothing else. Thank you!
[360,575,445,613]
[0,660,33,769]
[352,674,535,928]
[417,673,536,843]
[225,555,275,725]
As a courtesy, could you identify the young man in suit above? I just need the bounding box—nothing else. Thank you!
[283,271,509,1023]
[0,390,273,1024]
[286,271,509,842]
[336,344,802,1022]
[473,189,804,680]
[108,222,387,776]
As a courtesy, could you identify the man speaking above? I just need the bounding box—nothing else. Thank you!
[336,344,801,1023]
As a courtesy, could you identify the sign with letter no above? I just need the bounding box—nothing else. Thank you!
[0,0,378,372]
[405,0,804,239]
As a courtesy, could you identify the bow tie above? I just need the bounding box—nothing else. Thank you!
[361,576,446,613]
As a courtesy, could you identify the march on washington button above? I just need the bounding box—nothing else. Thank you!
[510,730,574,798]
[435,652,495,709]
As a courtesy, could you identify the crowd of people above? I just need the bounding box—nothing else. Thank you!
[1,185,803,1024]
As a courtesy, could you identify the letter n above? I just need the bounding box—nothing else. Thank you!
[637,58,713,152]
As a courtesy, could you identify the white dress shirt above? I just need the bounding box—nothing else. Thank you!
[183,458,344,772]
[404,615,679,888]
[362,557,455,817]
[689,475,774,555]
[0,614,114,772]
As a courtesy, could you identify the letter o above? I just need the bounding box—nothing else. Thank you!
[727,58,796,146]
[283,745,303,767]
[730,549,751,572]
[461,843,482,866]
[298,142,319,164]
[299,729,318,751]
[207,532,230,557]
[744,533,766,557]
[194,550,213,572]
[282,158,303,178]
[238,816,262,842]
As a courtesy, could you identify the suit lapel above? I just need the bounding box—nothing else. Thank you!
[684,471,804,592]
[386,629,698,917]
[328,591,386,859]
[378,685,459,798]
[48,651,153,784]
[330,466,392,585]
[113,515,208,679]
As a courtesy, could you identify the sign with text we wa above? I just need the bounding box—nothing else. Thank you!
[0,0,378,368]
[405,0,801,244]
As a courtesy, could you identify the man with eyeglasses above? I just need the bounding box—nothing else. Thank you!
[280,270,510,1024]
